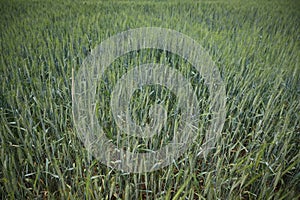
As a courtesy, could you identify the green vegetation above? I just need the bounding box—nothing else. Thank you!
[0,0,299,199]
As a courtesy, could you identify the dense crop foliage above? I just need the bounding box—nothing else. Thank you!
[0,0,299,199]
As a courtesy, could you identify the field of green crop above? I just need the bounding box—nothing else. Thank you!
[1,0,299,199]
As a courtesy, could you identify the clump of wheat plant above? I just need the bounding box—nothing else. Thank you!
[0,0,299,199]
